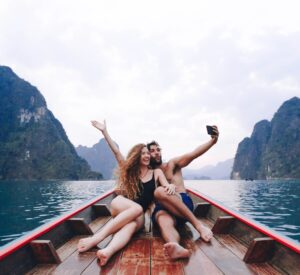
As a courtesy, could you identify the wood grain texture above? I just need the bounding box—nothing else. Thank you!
[118,238,151,275]
[81,251,122,275]
[193,202,211,218]
[92,204,111,216]
[214,234,247,259]
[89,216,112,233]
[151,237,184,275]
[51,251,96,275]
[182,244,223,275]
[212,216,235,234]
[198,238,256,275]
[56,236,83,261]
[244,237,275,263]
[249,263,284,275]
[67,218,94,235]
[25,264,57,275]
[30,240,61,264]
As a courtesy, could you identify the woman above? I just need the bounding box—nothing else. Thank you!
[77,120,175,266]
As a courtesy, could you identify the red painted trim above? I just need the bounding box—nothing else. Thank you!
[0,189,115,260]
[187,188,300,254]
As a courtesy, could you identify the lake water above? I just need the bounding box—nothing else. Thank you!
[0,179,299,248]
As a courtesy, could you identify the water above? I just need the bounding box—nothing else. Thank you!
[0,180,114,247]
[186,180,300,242]
[0,180,299,248]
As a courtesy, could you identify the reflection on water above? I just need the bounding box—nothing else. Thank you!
[186,180,300,242]
[0,180,114,247]
[0,180,299,248]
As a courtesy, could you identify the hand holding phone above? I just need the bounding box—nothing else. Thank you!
[206,125,216,135]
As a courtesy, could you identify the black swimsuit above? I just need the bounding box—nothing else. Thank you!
[134,172,156,212]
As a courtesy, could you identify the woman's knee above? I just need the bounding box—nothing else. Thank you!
[132,204,143,217]
[110,196,123,214]
[134,214,145,230]
[154,186,167,200]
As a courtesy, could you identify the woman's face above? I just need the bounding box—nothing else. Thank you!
[140,146,150,166]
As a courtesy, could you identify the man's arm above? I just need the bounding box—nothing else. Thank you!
[169,126,219,169]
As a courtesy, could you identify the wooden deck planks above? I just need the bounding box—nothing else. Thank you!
[25,264,57,275]
[90,216,112,233]
[24,205,288,275]
[198,238,256,275]
[117,238,151,274]
[81,251,122,275]
[56,235,83,261]
[249,263,284,275]
[215,234,248,259]
[151,237,184,275]
[182,244,223,275]
[185,221,257,275]
[51,251,96,275]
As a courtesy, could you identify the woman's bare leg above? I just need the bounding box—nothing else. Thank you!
[97,214,144,266]
[78,196,143,252]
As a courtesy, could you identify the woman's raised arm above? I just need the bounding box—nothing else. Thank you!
[91,120,125,166]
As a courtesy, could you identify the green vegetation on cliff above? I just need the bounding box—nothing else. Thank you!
[231,97,300,179]
[0,66,102,180]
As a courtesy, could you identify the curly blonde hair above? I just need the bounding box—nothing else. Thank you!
[116,143,146,200]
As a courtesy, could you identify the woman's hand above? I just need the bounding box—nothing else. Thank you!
[91,120,107,133]
[164,183,176,195]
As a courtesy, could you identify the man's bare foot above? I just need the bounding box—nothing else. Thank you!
[96,249,112,266]
[163,242,190,260]
[195,222,213,242]
[77,237,98,252]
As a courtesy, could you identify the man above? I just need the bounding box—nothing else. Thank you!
[147,125,219,260]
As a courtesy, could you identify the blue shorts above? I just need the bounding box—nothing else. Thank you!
[152,192,194,227]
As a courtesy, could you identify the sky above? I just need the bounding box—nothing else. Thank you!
[1,0,300,169]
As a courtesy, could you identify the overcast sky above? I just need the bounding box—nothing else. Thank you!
[1,0,300,169]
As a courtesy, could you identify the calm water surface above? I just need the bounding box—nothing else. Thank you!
[0,179,299,248]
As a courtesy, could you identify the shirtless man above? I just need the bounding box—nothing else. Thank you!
[147,125,219,260]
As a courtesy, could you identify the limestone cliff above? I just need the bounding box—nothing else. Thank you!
[0,66,102,180]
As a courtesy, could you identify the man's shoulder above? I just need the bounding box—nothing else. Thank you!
[162,161,181,174]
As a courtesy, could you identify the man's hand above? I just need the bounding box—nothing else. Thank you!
[211,125,219,144]
[91,120,106,133]
[164,184,176,195]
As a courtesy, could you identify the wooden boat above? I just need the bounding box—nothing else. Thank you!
[0,188,299,274]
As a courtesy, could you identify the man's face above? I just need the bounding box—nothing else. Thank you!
[149,145,162,166]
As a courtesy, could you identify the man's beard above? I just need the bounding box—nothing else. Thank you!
[150,157,162,168]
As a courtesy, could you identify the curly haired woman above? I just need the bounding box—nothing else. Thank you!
[77,120,176,266]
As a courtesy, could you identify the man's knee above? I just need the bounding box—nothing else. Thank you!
[156,212,175,228]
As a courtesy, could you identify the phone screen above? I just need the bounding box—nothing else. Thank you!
[206,125,215,135]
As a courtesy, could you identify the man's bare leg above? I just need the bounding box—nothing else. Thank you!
[78,196,143,252]
[154,187,213,242]
[97,215,144,266]
[156,210,190,259]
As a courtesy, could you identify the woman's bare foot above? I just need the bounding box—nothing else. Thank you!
[77,237,98,252]
[195,222,213,242]
[163,242,190,260]
[96,249,112,266]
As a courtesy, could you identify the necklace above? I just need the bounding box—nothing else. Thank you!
[140,168,149,179]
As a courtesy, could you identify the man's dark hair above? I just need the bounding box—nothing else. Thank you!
[147,140,160,150]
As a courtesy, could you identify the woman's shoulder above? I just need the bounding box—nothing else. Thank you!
[153,168,163,175]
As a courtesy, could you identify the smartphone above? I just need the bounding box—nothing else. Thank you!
[206,125,215,135]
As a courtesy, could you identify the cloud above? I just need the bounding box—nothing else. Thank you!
[1,0,300,168]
